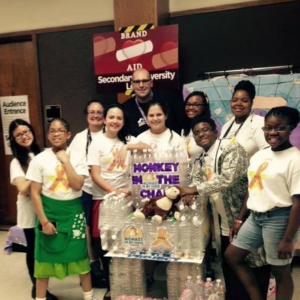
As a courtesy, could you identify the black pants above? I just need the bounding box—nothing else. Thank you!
[93,237,110,290]
[23,228,35,285]
[221,235,270,300]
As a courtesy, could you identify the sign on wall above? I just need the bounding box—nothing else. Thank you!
[93,24,178,93]
[0,95,30,155]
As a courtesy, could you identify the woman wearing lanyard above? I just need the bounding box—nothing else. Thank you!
[70,100,105,279]
[219,80,270,298]
[220,80,268,157]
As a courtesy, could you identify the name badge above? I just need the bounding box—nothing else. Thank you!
[138,118,146,127]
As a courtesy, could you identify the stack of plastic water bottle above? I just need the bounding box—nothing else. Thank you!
[110,257,146,300]
[99,192,133,252]
[178,275,225,300]
[177,197,209,260]
[167,262,203,300]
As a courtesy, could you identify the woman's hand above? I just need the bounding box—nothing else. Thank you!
[229,221,243,243]
[115,145,127,169]
[277,238,294,260]
[42,222,57,235]
[56,150,70,164]
[119,188,131,197]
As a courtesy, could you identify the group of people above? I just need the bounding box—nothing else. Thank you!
[9,68,300,300]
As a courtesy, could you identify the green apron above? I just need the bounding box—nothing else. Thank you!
[35,195,88,264]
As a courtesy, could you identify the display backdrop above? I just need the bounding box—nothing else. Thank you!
[183,73,300,148]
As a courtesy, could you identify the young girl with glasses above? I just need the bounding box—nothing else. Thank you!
[225,106,300,300]
[26,118,99,300]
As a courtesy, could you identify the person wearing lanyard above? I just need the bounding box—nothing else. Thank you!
[178,116,268,300]
[220,80,268,158]
[225,106,300,300]
[123,68,180,136]
[69,100,106,283]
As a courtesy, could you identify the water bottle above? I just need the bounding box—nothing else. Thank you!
[191,212,205,259]
[180,275,195,300]
[194,275,205,300]
[204,277,214,300]
[213,279,225,300]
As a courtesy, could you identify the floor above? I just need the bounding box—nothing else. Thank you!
[1,229,300,300]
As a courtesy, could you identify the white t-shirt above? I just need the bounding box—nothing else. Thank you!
[69,129,103,194]
[220,114,268,158]
[10,156,36,228]
[247,147,300,212]
[137,129,187,159]
[183,129,204,160]
[87,135,138,199]
[26,148,88,200]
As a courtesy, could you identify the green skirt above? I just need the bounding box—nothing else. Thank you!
[34,195,90,279]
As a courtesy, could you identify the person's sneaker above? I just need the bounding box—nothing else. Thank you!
[267,278,276,298]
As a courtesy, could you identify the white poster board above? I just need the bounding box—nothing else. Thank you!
[0,95,30,155]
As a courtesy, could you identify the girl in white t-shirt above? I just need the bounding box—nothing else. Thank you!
[26,118,99,300]
[137,100,187,158]
[88,103,150,300]
[225,106,300,300]
[9,119,57,300]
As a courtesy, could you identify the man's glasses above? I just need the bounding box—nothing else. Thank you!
[193,127,213,137]
[131,79,151,85]
[261,126,290,132]
[186,103,205,108]
[87,111,103,116]
[14,129,31,140]
[48,129,67,135]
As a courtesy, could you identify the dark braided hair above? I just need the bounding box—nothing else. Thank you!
[47,117,70,132]
[265,106,300,131]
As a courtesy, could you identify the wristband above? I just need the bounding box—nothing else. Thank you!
[236,217,243,221]
[234,219,243,224]
[41,221,49,227]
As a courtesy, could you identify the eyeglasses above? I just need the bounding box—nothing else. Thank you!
[48,129,67,135]
[87,111,103,116]
[186,103,205,108]
[131,79,151,85]
[14,129,31,140]
[261,126,290,132]
[193,127,213,137]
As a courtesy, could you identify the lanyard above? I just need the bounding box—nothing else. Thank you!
[135,97,150,126]
[222,113,256,139]
[86,129,92,156]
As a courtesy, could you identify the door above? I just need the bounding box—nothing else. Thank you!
[0,35,43,225]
